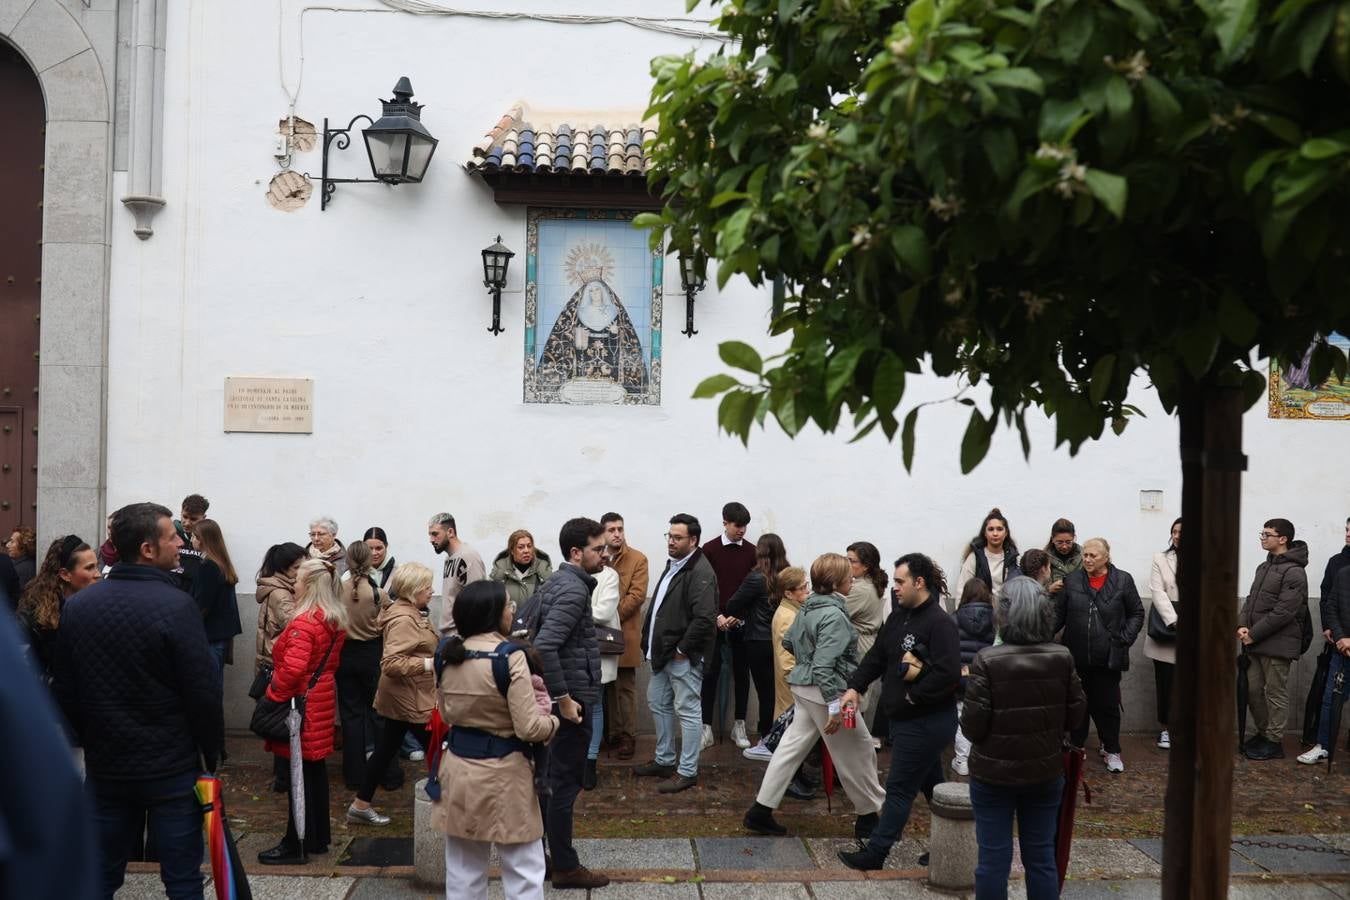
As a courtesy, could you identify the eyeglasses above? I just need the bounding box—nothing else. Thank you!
[664,532,691,541]
[1258,531,1279,539]
[309,531,330,538]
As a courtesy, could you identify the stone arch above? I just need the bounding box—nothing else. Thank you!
[1,0,112,547]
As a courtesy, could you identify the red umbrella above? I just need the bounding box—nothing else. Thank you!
[820,742,836,812]
[423,708,451,801]
[1055,745,1090,889]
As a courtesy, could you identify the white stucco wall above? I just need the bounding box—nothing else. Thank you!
[106,1,1348,732]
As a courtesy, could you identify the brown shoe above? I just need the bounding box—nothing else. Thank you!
[615,733,636,760]
[551,864,610,889]
[657,774,698,794]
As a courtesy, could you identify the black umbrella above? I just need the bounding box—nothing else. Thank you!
[1237,646,1251,752]
[1303,644,1334,745]
[1327,667,1347,774]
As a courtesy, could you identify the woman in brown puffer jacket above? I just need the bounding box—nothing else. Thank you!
[254,542,307,673]
[346,562,438,825]
[961,576,1086,900]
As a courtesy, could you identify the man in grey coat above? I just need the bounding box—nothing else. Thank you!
[532,517,609,890]
[634,513,719,793]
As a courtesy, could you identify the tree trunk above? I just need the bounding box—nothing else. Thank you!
[1161,379,1244,899]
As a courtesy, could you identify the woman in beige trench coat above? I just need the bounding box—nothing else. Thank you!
[430,580,559,900]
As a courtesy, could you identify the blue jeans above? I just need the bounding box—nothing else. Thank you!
[91,771,203,899]
[648,657,703,777]
[866,704,957,856]
[1318,652,1349,746]
[970,775,1064,900]
[587,694,605,760]
[207,640,228,676]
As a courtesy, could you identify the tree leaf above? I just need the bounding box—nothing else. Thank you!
[981,127,1019,181]
[719,340,763,374]
[710,191,751,208]
[692,373,740,398]
[978,67,1045,94]
[1209,0,1259,57]
[1243,149,1287,193]
[1084,169,1129,219]
[891,226,932,277]
[1140,76,1182,132]
[1300,137,1350,159]
[959,409,993,474]
[872,352,906,415]
[901,407,920,472]
[718,390,759,444]
[1296,4,1338,74]
[720,207,753,255]
[1105,75,1133,120]
[1090,354,1117,404]
[826,344,866,402]
[1112,0,1161,36]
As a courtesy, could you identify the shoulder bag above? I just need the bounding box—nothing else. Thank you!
[249,632,339,742]
[1147,604,1176,643]
[595,623,626,655]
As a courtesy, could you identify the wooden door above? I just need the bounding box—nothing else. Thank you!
[0,41,44,534]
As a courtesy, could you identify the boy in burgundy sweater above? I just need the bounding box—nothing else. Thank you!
[700,501,757,749]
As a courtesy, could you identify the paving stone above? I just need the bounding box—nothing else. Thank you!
[1231,835,1350,875]
[694,836,813,870]
[809,881,972,899]
[561,883,697,899]
[1060,880,1163,899]
[1128,837,1259,873]
[573,837,696,870]
[1317,833,1350,853]
[115,873,207,899]
[244,874,356,899]
[1228,884,1343,899]
[348,878,442,899]
[701,883,810,900]
[1066,838,1160,878]
[805,836,928,871]
[1317,881,1350,899]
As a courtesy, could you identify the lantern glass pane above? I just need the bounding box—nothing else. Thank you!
[366,131,409,179]
[405,136,437,182]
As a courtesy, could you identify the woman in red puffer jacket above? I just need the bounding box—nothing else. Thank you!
[258,557,348,865]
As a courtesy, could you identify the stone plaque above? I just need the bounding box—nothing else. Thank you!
[223,377,313,433]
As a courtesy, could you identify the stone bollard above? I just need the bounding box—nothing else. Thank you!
[927,781,976,891]
[413,778,445,886]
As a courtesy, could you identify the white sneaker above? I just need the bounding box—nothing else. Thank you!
[408,749,426,762]
[1156,730,1170,750]
[742,740,773,762]
[700,723,715,751]
[1298,744,1329,765]
[951,756,969,776]
[1104,752,1125,773]
[731,719,751,749]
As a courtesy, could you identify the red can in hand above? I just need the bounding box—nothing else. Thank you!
[842,706,856,729]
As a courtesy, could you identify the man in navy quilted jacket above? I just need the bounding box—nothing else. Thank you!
[54,502,224,900]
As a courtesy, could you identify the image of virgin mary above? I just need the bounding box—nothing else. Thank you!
[536,278,649,396]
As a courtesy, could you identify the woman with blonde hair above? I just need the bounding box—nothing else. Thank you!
[258,557,349,865]
[348,562,438,825]
[190,518,242,676]
[744,553,885,839]
[490,529,553,605]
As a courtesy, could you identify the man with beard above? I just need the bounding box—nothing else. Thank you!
[531,517,610,890]
[428,512,486,636]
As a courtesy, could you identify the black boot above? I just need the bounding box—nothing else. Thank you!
[582,758,598,790]
[743,802,787,836]
[854,811,878,842]
[838,843,886,871]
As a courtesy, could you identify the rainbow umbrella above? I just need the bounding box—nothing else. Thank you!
[195,775,252,900]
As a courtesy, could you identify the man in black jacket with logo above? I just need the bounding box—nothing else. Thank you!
[838,552,961,871]
[634,513,718,794]
[54,502,223,900]
[532,517,609,890]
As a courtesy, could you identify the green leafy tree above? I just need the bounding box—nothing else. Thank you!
[641,1,1350,896]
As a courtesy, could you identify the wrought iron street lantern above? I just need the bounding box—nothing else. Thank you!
[482,236,514,335]
[317,77,438,210]
[678,249,707,337]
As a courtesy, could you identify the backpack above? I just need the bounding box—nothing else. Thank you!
[433,637,526,695]
[1298,599,1313,656]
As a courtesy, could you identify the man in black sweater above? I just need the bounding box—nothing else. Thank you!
[838,552,961,870]
[54,502,223,900]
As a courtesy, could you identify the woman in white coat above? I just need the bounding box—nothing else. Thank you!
[585,564,621,789]
[1145,518,1181,750]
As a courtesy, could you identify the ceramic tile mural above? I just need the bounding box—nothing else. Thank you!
[524,208,663,405]
[1268,331,1350,420]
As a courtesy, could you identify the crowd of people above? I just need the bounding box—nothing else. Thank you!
[7,496,1350,900]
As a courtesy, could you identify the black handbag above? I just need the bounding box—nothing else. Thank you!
[247,663,273,701]
[595,623,626,656]
[1147,604,1176,643]
[249,633,338,742]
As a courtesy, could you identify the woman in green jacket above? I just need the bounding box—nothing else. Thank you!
[489,529,553,606]
[743,553,885,839]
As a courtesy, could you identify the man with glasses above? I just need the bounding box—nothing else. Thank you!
[634,514,719,794]
[1238,518,1311,760]
[531,517,610,890]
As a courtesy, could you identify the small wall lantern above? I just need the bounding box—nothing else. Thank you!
[678,249,706,337]
[317,76,438,210]
[482,236,514,335]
